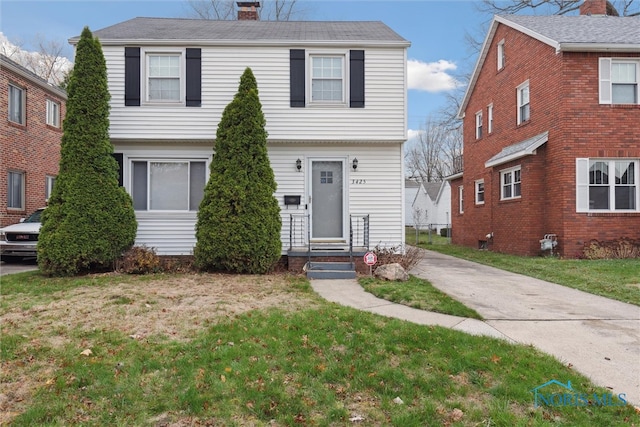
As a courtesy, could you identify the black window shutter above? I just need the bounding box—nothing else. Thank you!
[186,48,202,107]
[112,153,124,187]
[290,49,305,107]
[124,47,140,106]
[350,50,365,108]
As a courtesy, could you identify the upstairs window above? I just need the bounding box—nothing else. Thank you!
[475,180,485,205]
[487,104,493,134]
[147,54,181,102]
[8,84,25,125]
[600,58,639,104]
[311,55,344,103]
[577,158,638,212]
[517,81,530,125]
[46,99,60,127]
[497,39,505,70]
[501,166,521,200]
[475,111,483,139]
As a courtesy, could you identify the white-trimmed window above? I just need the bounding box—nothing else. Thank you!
[475,180,485,205]
[46,99,60,127]
[576,158,639,212]
[501,166,521,200]
[487,104,493,134]
[45,175,56,200]
[475,111,483,139]
[310,54,345,103]
[8,83,25,125]
[132,160,206,211]
[599,58,639,104]
[146,52,182,102]
[517,81,530,124]
[8,171,25,209]
[497,39,505,70]
[458,185,464,213]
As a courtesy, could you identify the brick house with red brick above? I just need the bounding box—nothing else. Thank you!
[450,0,640,258]
[1,54,66,227]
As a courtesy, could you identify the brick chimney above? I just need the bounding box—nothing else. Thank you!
[579,0,609,16]
[237,2,260,21]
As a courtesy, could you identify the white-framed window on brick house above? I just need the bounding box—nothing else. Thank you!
[475,111,483,139]
[132,160,206,211]
[7,171,25,209]
[497,39,505,70]
[46,99,60,127]
[517,81,530,125]
[576,158,639,212]
[8,83,25,125]
[310,54,345,103]
[501,166,521,200]
[599,58,639,104]
[146,52,183,102]
[475,180,485,205]
[487,104,493,134]
[45,175,56,201]
[458,185,464,213]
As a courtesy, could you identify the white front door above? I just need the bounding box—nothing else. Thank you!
[310,160,344,240]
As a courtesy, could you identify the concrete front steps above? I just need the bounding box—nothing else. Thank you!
[306,261,356,279]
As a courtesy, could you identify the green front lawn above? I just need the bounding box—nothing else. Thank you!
[2,272,638,426]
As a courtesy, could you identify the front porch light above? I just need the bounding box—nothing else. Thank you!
[296,158,302,172]
[352,158,358,171]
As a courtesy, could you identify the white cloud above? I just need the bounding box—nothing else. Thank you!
[408,58,461,93]
[0,32,73,86]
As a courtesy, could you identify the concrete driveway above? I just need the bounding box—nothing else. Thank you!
[410,249,640,406]
[0,259,38,276]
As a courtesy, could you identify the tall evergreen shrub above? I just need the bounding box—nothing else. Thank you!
[38,27,137,276]
[195,68,281,273]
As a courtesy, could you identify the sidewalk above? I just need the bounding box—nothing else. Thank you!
[309,249,640,406]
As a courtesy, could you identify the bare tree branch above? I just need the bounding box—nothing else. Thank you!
[405,116,462,182]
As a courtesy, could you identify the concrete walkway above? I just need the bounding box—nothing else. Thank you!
[310,249,640,406]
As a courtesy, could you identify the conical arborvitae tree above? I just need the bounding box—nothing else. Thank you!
[195,67,281,273]
[38,27,137,276]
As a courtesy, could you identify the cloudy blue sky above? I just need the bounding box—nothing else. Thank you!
[1,0,493,132]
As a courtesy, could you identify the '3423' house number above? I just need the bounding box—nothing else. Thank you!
[351,179,367,184]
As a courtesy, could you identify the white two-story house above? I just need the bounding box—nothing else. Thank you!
[70,5,410,269]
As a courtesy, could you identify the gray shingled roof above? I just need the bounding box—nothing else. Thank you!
[76,17,409,46]
[499,15,640,45]
[485,131,549,168]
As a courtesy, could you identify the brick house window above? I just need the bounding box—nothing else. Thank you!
[475,180,485,205]
[458,185,464,213]
[475,111,483,139]
[497,39,505,70]
[8,83,25,125]
[46,99,60,127]
[132,160,206,211]
[487,104,493,134]
[576,158,639,212]
[8,171,25,209]
[46,175,56,201]
[501,166,521,200]
[517,81,530,125]
[599,58,639,104]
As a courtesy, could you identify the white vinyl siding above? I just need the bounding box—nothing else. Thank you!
[600,58,639,105]
[576,158,639,212]
[104,45,407,141]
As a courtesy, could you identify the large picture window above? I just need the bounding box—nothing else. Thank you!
[577,159,638,212]
[311,55,344,103]
[501,166,521,200]
[132,160,206,211]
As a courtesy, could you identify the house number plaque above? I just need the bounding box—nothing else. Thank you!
[351,179,367,184]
